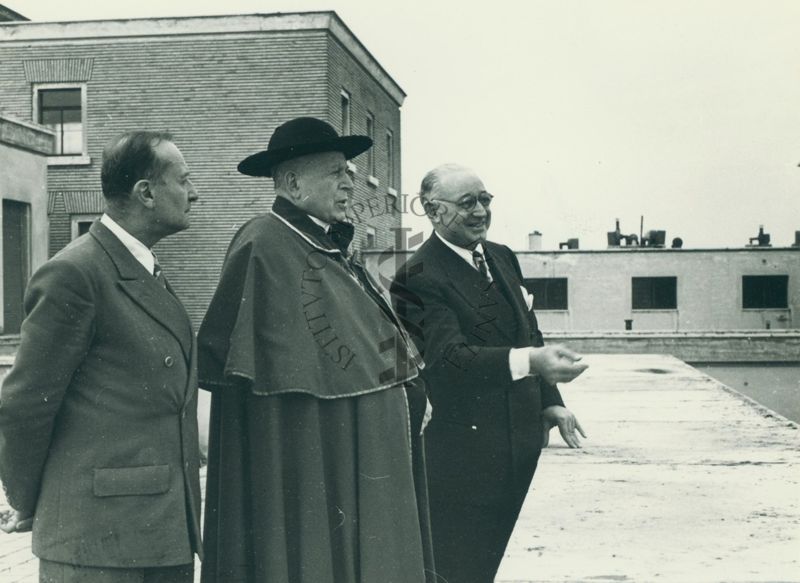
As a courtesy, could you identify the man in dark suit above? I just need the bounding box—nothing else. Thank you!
[0,131,202,582]
[392,163,588,583]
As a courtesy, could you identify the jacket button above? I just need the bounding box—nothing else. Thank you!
[164,356,174,367]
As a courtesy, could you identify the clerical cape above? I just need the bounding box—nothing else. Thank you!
[198,198,431,583]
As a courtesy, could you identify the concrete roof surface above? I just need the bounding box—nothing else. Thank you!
[1,354,798,582]
[498,354,800,582]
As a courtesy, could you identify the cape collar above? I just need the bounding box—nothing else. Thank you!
[271,196,355,254]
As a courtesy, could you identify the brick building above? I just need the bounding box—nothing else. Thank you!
[0,12,405,324]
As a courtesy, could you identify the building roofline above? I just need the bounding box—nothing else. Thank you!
[0,4,28,22]
[364,245,800,256]
[512,246,800,254]
[0,113,55,155]
[0,11,406,105]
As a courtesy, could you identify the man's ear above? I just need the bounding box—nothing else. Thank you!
[132,179,155,209]
[284,171,302,201]
[423,199,440,222]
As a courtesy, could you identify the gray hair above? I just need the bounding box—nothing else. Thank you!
[101,130,174,201]
[419,163,472,203]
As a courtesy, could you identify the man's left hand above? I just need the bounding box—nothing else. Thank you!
[0,509,33,534]
[542,405,586,449]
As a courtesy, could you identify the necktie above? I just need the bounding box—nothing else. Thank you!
[472,249,492,282]
[153,258,167,288]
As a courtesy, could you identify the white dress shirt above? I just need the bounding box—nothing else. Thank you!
[308,214,331,233]
[433,232,532,380]
[100,214,156,275]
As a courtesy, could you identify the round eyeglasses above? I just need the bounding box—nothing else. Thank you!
[430,192,493,213]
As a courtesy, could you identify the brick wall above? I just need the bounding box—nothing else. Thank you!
[0,22,403,325]
[327,36,403,254]
[47,192,70,256]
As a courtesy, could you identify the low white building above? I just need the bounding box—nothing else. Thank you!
[0,114,53,334]
[364,244,800,363]
[516,247,798,332]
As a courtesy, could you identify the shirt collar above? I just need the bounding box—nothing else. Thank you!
[100,214,156,275]
[272,196,354,253]
[307,214,331,233]
[434,231,485,269]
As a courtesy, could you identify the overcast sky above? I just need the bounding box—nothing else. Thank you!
[7,0,800,249]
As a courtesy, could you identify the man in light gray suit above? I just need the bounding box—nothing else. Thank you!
[0,130,202,583]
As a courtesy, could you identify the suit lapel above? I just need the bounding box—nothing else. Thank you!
[427,236,519,345]
[427,236,484,307]
[90,222,193,362]
[484,245,531,342]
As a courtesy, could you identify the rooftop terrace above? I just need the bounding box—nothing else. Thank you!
[1,354,798,582]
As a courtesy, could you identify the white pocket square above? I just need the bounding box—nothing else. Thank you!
[520,286,534,311]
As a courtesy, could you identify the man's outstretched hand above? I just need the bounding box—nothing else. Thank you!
[528,345,589,385]
[542,405,586,449]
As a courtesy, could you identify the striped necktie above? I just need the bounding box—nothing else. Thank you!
[153,258,167,288]
[471,249,492,282]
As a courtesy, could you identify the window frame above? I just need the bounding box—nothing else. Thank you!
[340,89,351,136]
[631,276,678,311]
[365,225,377,249]
[33,82,90,165]
[70,213,101,240]
[365,112,378,185]
[522,277,569,311]
[741,275,789,310]
[385,128,396,192]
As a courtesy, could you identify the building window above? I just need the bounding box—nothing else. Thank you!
[340,90,351,135]
[386,129,395,190]
[70,214,100,240]
[632,277,677,310]
[35,85,85,155]
[366,112,376,180]
[742,275,788,309]
[365,226,377,249]
[2,199,31,334]
[523,278,568,310]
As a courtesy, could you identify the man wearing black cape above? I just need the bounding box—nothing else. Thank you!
[198,117,432,583]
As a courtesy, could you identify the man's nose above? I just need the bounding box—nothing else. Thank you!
[342,172,354,190]
[188,182,199,202]
[471,202,488,217]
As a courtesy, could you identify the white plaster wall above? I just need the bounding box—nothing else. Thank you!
[517,250,797,332]
[0,143,50,331]
[363,247,798,333]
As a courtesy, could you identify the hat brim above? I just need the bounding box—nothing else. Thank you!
[237,135,373,177]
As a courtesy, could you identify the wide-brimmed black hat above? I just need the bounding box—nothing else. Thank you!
[238,117,372,177]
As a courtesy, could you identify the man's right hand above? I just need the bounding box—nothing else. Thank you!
[0,509,33,534]
[528,345,588,385]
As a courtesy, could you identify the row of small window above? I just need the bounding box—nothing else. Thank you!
[524,275,790,311]
[35,85,398,193]
[340,90,396,191]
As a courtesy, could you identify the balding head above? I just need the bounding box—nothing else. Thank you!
[419,163,493,248]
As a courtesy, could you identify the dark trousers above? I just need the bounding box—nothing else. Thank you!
[39,559,193,583]
[428,498,520,583]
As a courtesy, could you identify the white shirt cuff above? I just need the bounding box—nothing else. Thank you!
[509,347,532,381]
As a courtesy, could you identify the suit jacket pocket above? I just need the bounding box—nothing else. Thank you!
[93,464,171,497]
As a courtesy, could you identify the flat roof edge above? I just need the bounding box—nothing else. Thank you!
[0,11,405,105]
[512,246,800,254]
